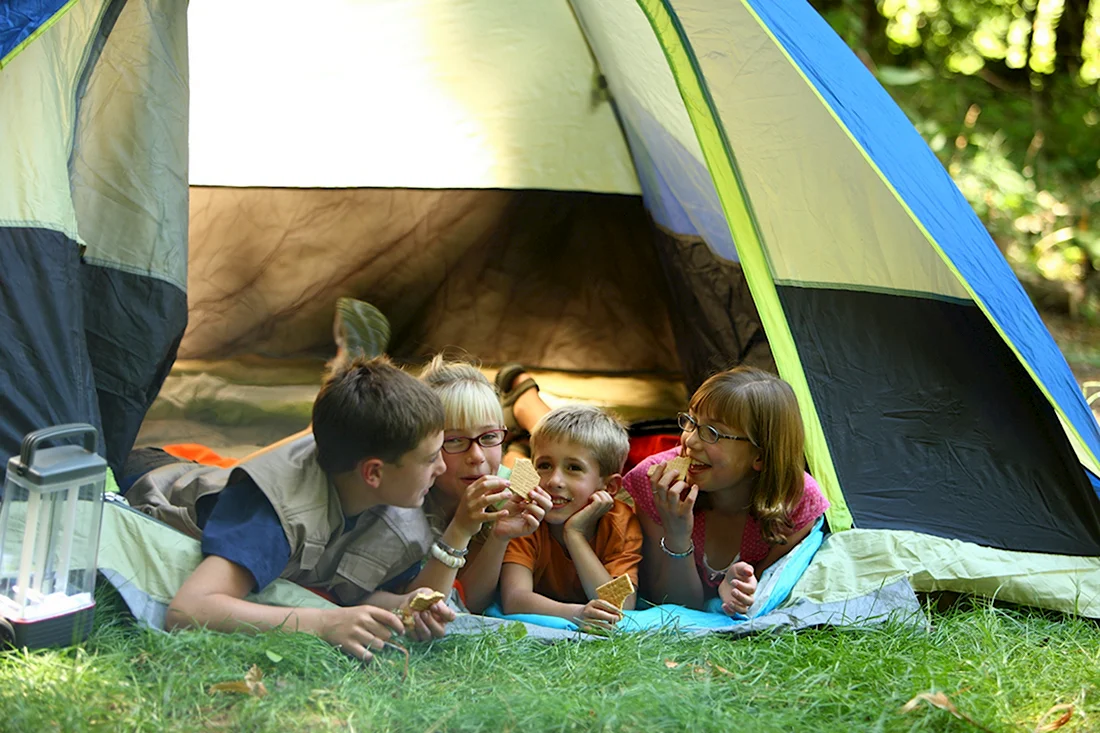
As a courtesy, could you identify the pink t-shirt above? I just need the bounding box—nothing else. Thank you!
[623,447,829,587]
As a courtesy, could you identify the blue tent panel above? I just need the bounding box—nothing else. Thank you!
[0,0,70,63]
[745,0,1100,464]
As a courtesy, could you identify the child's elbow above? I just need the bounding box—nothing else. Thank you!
[164,599,196,631]
[499,585,521,614]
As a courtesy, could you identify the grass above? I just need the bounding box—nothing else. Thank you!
[0,585,1096,732]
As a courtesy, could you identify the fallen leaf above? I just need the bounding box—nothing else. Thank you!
[900,691,993,732]
[706,660,733,676]
[663,659,680,669]
[1035,703,1074,732]
[209,664,268,697]
[265,650,283,664]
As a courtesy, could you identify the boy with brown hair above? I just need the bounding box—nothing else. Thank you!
[128,356,453,661]
[499,405,642,626]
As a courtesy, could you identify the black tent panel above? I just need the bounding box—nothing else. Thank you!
[81,264,186,478]
[0,227,103,473]
[779,285,1100,556]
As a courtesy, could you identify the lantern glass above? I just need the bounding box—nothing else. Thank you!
[0,468,105,622]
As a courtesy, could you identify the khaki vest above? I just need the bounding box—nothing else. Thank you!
[126,433,431,605]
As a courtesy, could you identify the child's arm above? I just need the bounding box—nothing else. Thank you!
[167,555,405,661]
[461,487,552,613]
[561,491,617,600]
[499,563,620,624]
[405,476,512,595]
[637,511,705,609]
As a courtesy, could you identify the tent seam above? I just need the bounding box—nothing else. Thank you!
[634,0,853,531]
[0,0,80,71]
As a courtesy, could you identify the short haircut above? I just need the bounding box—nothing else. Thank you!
[419,354,504,431]
[312,355,444,473]
[531,404,629,477]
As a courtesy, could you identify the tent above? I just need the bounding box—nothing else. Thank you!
[4,0,1100,616]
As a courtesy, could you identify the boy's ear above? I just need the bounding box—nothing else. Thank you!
[359,457,385,488]
[603,473,623,494]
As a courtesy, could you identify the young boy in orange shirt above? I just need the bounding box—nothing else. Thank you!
[500,405,642,626]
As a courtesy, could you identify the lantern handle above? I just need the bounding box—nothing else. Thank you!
[18,423,99,474]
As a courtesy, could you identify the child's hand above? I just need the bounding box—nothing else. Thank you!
[453,476,512,538]
[320,605,406,662]
[563,490,615,538]
[718,562,757,616]
[492,486,551,540]
[577,598,623,628]
[397,587,458,642]
[647,461,697,547]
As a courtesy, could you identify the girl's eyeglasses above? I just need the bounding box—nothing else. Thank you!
[677,413,756,446]
[442,429,508,455]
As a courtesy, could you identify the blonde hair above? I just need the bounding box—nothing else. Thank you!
[531,405,629,477]
[689,366,806,545]
[419,354,504,431]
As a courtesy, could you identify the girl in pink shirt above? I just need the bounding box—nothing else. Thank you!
[623,367,829,615]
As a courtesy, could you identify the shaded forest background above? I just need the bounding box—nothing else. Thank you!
[812,0,1100,321]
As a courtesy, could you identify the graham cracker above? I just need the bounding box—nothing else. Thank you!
[595,574,635,609]
[508,457,540,500]
[409,590,445,611]
[664,455,691,479]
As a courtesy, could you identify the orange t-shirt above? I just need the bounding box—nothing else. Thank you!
[502,500,642,604]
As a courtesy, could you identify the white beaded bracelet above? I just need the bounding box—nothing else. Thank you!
[430,541,467,569]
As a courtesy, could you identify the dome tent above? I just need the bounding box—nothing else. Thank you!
[4,0,1100,616]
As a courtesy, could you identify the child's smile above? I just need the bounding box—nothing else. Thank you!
[533,439,607,525]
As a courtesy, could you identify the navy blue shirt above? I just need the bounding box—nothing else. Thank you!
[198,477,421,595]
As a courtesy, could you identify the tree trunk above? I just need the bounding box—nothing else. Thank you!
[1055,0,1089,76]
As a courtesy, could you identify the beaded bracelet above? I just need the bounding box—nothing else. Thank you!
[430,541,467,569]
[660,536,695,559]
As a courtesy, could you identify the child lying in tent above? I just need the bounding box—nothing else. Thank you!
[124,355,456,662]
[495,363,827,615]
[400,355,554,613]
[498,405,643,626]
[625,366,830,614]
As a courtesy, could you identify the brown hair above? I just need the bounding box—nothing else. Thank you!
[690,366,806,545]
[531,404,629,477]
[312,355,444,473]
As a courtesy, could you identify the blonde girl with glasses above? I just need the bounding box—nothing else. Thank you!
[407,355,553,613]
[622,366,829,615]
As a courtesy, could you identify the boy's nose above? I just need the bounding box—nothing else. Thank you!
[545,468,565,489]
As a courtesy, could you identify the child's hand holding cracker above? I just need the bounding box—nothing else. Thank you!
[492,486,551,540]
[453,476,512,538]
[647,459,697,547]
[576,598,624,629]
[396,587,456,642]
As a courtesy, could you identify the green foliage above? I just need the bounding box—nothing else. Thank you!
[813,0,1100,318]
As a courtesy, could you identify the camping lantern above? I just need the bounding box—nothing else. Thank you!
[0,425,106,648]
